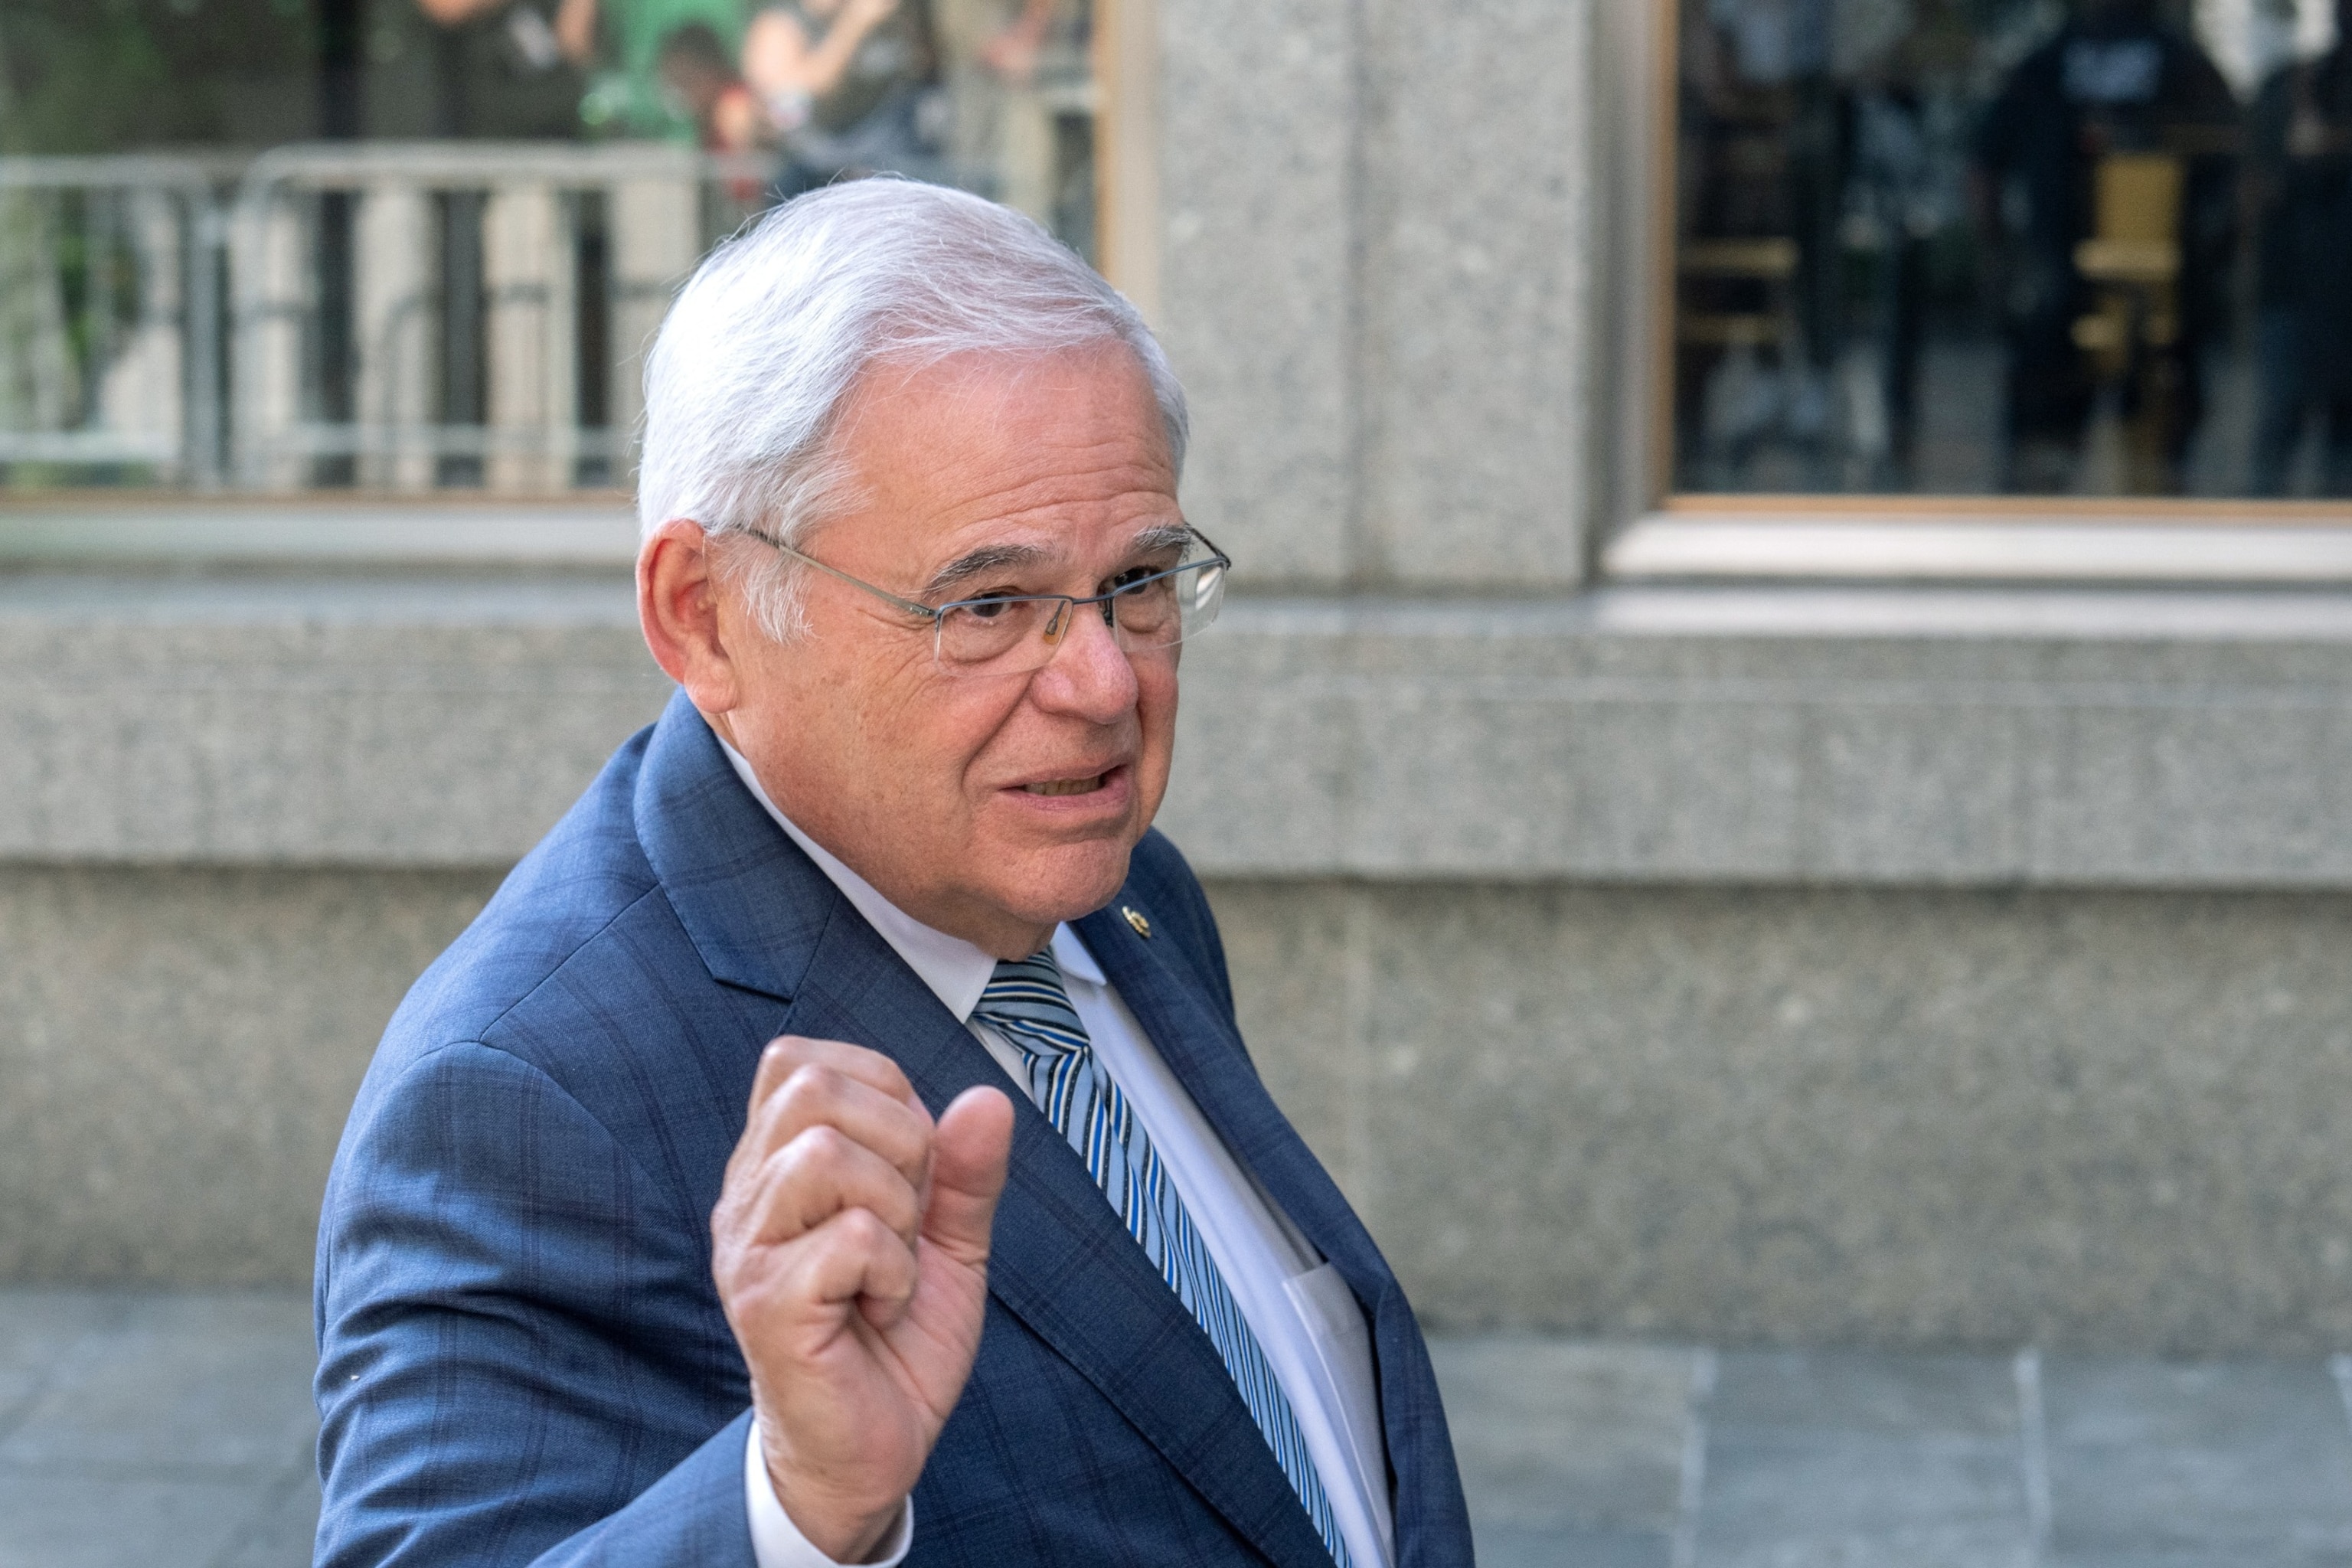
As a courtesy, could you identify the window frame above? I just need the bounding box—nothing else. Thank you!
[1595,0,2352,583]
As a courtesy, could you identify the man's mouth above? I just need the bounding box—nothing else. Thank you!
[1022,773,1109,797]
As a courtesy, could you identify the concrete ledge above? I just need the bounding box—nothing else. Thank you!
[0,573,666,864]
[8,574,2352,887]
[1168,586,2352,887]
[0,499,640,567]
[1607,514,2352,584]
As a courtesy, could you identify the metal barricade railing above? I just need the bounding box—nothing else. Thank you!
[230,142,766,494]
[0,155,230,486]
[0,143,769,495]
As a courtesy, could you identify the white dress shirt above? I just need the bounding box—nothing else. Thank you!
[718,742,1395,1568]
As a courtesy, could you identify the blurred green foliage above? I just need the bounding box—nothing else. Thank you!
[0,0,317,153]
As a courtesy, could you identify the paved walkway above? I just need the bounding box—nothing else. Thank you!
[5,1289,2352,1566]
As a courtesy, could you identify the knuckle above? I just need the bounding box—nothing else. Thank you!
[766,1126,870,1200]
[763,1134,834,1191]
[778,1063,843,1109]
[792,1122,855,1164]
[840,1206,895,1248]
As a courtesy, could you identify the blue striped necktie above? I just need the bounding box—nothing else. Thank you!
[975,951,1353,1568]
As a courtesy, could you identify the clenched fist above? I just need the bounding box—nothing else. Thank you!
[712,1037,1015,1563]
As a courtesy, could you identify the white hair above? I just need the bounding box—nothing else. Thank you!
[635,178,1187,639]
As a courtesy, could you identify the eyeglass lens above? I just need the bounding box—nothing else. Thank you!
[933,557,1227,675]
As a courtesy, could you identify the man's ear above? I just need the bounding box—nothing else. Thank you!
[638,519,743,716]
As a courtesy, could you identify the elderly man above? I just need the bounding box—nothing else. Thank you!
[313,180,1472,1568]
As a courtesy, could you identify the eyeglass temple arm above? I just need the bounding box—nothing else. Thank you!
[1187,525,1231,570]
[758,535,942,621]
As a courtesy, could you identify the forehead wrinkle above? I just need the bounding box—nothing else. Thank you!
[929,433,1175,521]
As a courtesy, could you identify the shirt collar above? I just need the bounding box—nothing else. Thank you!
[715,736,1104,1019]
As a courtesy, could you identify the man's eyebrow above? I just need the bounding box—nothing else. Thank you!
[922,541,1054,599]
[1126,522,1197,557]
[923,524,1197,599]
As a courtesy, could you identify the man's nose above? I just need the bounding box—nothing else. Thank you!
[1030,599,1138,720]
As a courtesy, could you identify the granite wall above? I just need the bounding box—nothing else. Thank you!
[5,0,2351,1360]
[1214,881,2352,1357]
[1159,0,1598,591]
[0,867,498,1285]
[9,854,2352,1358]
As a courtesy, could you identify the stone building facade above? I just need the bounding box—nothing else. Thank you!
[5,0,2352,1354]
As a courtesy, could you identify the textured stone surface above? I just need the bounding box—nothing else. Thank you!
[11,578,2352,1347]
[0,1476,277,1568]
[2042,1357,2352,1560]
[0,866,498,1284]
[13,864,2352,1349]
[1159,587,2352,887]
[14,1293,2349,1568]
[1429,1338,1694,1529]
[1693,1351,2032,1568]
[1158,0,1357,586]
[1158,0,1601,590]
[1357,0,1596,587]
[12,577,2352,889]
[0,1292,317,1568]
[1207,880,2352,1354]
[0,573,665,866]
[0,1295,317,1478]
[8,862,2348,1351]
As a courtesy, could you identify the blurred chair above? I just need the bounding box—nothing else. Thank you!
[1677,236,1802,354]
[2071,152,2184,492]
[1677,234,1807,478]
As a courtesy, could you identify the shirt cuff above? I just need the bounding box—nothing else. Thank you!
[743,1415,916,1568]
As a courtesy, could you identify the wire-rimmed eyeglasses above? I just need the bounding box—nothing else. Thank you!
[743,524,1232,678]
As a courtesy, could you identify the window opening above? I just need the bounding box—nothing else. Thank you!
[0,0,1109,497]
[1669,0,2352,503]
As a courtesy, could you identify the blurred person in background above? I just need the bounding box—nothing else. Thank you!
[742,0,946,193]
[660,20,768,152]
[1676,0,1844,482]
[564,0,748,139]
[1971,0,2238,493]
[931,0,1089,230]
[413,0,594,137]
[1838,44,1937,488]
[660,20,774,201]
[1823,1,1941,490]
[2246,0,2352,496]
[959,0,1068,86]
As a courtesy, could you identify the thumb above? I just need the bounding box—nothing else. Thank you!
[922,1086,1014,1266]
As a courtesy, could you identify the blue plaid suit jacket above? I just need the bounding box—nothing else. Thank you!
[313,691,1473,1567]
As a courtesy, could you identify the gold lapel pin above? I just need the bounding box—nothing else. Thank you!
[1122,906,1152,939]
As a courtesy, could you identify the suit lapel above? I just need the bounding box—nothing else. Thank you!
[781,912,1335,1568]
[1073,901,1393,1309]
[1080,895,1481,1560]
[636,695,1335,1568]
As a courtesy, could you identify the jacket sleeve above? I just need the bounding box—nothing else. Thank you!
[314,1040,756,1568]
